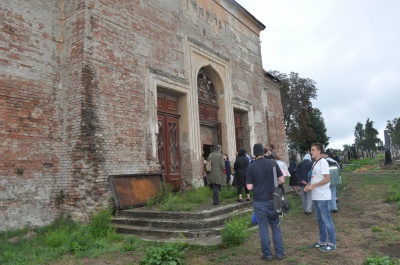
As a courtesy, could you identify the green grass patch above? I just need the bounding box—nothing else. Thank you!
[364,255,399,265]
[0,210,143,265]
[342,156,382,173]
[371,225,383,232]
[148,185,240,211]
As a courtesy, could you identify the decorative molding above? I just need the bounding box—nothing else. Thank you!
[149,67,189,85]
[232,96,251,108]
[187,36,230,62]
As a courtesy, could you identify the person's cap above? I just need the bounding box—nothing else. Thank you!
[253,143,264,157]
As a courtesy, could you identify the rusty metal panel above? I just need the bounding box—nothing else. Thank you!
[109,174,164,209]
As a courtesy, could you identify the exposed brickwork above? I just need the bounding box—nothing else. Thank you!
[265,74,288,163]
[0,0,287,230]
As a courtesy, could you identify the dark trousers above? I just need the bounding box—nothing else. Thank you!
[212,184,221,205]
[237,186,250,195]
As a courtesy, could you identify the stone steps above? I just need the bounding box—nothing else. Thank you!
[112,201,254,245]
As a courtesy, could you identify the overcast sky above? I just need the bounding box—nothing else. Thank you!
[236,0,400,150]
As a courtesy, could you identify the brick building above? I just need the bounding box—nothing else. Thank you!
[0,0,287,230]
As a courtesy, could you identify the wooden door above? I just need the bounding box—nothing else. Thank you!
[234,112,244,151]
[157,93,181,191]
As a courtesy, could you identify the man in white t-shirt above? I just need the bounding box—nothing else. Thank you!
[304,143,337,252]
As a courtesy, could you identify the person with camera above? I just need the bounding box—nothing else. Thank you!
[304,143,337,253]
[246,143,286,261]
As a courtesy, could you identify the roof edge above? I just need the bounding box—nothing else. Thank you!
[231,0,266,30]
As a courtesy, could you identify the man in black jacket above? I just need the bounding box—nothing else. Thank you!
[246,143,285,261]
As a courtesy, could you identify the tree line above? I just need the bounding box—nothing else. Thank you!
[270,70,400,156]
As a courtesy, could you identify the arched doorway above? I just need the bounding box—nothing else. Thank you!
[197,69,221,160]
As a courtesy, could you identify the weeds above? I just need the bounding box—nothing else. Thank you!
[147,185,238,212]
[220,213,252,247]
[364,255,399,265]
[371,226,383,232]
[89,209,114,239]
[147,183,174,206]
[139,243,186,265]
[0,210,131,265]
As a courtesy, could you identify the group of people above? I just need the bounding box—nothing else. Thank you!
[205,143,339,261]
[208,144,278,204]
[205,146,252,205]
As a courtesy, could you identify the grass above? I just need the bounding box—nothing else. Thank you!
[342,153,385,173]
[0,210,159,265]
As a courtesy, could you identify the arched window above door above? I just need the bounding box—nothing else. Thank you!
[197,70,219,125]
[197,72,217,104]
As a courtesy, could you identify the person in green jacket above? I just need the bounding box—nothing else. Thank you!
[207,145,226,205]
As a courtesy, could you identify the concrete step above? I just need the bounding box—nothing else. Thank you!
[112,201,255,244]
[113,207,253,229]
[116,201,252,219]
[113,223,224,238]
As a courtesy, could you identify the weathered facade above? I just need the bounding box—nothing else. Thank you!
[0,0,287,230]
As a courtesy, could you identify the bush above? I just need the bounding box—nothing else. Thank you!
[221,214,251,247]
[46,230,68,248]
[89,209,115,239]
[139,243,186,265]
[69,228,91,254]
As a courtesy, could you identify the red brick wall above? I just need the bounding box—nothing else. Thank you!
[265,75,288,163]
[0,0,287,229]
[0,1,62,230]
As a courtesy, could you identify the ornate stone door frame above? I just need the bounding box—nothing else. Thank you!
[187,37,236,167]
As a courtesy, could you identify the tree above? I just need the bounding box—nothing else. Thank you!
[268,71,318,134]
[287,107,329,153]
[354,122,365,147]
[386,117,400,148]
[364,118,381,152]
[342,144,352,151]
[269,71,324,153]
[309,108,330,147]
[354,119,381,156]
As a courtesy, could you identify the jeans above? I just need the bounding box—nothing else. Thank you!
[330,185,338,211]
[212,184,221,204]
[253,201,285,258]
[313,200,336,246]
[300,186,313,213]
